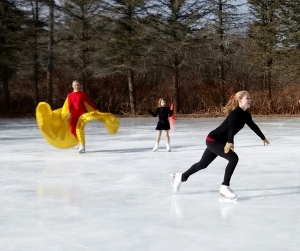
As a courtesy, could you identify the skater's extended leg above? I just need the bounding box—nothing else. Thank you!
[182,140,238,184]
[181,147,217,182]
[171,146,216,193]
[171,140,238,193]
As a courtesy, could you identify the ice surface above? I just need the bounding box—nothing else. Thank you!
[0,117,300,251]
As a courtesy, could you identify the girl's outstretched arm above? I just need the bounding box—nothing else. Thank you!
[148,108,158,117]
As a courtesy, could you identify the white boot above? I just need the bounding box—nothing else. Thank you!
[170,173,182,193]
[78,144,85,153]
[152,143,159,152]
[219,185,237,200]
[166,143,171,152]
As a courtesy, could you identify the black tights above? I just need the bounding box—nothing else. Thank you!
[181,140,239,186]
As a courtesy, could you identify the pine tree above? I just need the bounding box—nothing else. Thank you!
[55,0,104,91]
[146,0,209,113]
[0,0,27,112]
[248,0,284,112]
[99,0,148,115]
[203,0,247,105]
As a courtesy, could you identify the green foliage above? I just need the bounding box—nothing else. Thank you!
[0,0,27,79]
[2,0,300,116]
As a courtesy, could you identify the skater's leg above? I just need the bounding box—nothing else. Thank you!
[171,146,216,193]
[165,130,170,144]
[172,140,238,194]
[153,130,162,151]
[156,130,162,143]
[181,146,217,182]
[205,141,239,186]
[70,116,79,139]
[76,124,86,153]
[165,130,171,152]
[221,151,239,186]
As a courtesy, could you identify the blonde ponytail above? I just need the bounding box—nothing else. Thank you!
[223,90,249,115]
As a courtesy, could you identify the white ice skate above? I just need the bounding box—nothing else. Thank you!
[170,173,182,193]
[219,185,237,202]
[78,145,85,154]
[166,143,171,152]
[152,143,159,152]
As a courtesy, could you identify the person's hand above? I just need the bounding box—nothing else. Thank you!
[263,139,270,146]
[67,113,71,121]
[224,143,234,154]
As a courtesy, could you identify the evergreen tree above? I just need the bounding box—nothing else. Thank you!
[204,0,246,105]
[146,0,209,113]
[99,0,148,115]
[55,0,104,91]
[247,0,290,112]
[0,0,27,112]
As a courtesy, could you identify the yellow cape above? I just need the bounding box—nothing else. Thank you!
[36,100,119,149]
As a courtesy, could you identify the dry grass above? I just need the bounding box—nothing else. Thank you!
[2,73,300,117]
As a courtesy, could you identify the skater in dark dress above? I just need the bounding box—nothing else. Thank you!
[148,98,174,152]
[170,90,270,201]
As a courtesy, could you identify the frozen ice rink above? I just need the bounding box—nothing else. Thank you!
[1,116,300,251]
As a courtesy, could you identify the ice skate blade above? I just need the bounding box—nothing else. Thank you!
[219,195,237,203]
[219,197,237,203]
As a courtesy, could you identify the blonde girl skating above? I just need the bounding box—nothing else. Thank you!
[148,98,174,152]
[170,91,269,201]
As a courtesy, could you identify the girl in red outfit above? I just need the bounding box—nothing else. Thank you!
[36,81,119,150]
[67,80,98,153]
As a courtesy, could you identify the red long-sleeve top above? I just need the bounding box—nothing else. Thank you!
[67,91,97,139]
[68,91,97,118]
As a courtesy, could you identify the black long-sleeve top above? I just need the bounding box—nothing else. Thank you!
[208,106,265,144]
[148,107,173,121]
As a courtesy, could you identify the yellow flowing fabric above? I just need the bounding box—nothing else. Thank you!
[36,101,119,149]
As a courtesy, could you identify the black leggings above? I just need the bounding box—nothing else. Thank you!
[181,140,239,186]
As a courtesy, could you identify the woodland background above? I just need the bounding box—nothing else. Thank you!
[2,0,300,117]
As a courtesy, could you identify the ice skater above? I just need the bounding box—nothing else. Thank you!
[148,98,174,152]
[36,80,119,151]
[66,80,98,153]
[170,90,270,201]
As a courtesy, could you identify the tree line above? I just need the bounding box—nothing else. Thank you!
[1,0,300,117]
